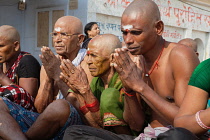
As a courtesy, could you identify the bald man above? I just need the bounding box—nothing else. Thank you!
[0,25,40,111]
[178,38,199,56]
[0,16,85,140]
[35,16,86,113]
[62,0,200,139]
[60,34,143,137]
[112,0,200,139]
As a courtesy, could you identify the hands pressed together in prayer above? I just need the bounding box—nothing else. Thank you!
[60,59,90,96]
[112,48,144,93]
[39,46,61,81]
[59,47,145,96]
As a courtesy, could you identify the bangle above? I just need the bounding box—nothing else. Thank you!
[85,100,100,112]
[195,110,210,130]
[79,105,89,115]
[121,88,136,96]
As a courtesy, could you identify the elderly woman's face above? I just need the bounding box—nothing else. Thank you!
[86,43,110,77]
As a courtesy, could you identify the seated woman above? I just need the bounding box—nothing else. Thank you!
[60,34,144,136]
[82,22,100,49]
[174,58,210,139]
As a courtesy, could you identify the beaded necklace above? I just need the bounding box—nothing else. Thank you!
[145,40,165,77]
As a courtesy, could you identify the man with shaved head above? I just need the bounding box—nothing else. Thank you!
[59,34,144,138]
[0,25,40,111]
[112,0,199,139]
[62,0,200,139]
[178,38,199,56]
[35,16,86,113]
[0,16,85,139]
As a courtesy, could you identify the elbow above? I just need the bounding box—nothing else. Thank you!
[34,98,45,113]
[173,117,185,128]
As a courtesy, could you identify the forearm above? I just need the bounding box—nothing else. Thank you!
[35,79,55,113]
[19,78,39,98]
[123,94,145,131]
[55,79,69,98]
[76,94,102,127]
[136,83,179,124]
[0,74,12,86]
[83,112,102,128]
[174,109,210,135]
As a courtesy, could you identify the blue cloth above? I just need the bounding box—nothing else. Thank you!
[2,97,83,140]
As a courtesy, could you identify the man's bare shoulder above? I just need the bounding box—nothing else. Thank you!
[168,42,198,59]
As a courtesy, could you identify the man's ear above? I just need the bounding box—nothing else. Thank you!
[155,20,164,36]
[78,34,85,44]
[110,53,114,62]
[13,41,20,51]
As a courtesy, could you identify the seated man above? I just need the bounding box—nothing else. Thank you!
[35,15,87,113]
[60,34,144,135]
[0,16,86,140]
[174,58,210,139]
[178,38,199,56]
[0,25,40,111]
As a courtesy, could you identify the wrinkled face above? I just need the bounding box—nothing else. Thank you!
[121,13,157,55]
[0,37,17,63]
[52,22,79,57]
[86,44,110,77]
[88,24,100,38]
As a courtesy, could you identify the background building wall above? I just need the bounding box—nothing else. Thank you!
[0,0,209,62]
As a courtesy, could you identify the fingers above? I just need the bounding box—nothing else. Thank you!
[62,59,75,71]
[114,48,132,69]
[77,65,84,73]
[60,59,81,85]
[61,59,76,75]
[77,65,88,82]
[40,47,50,65]
[39,54,47,65]
[60,72,75,90]
[60,62,68,76]
[60,60,71,77]
[60,72,68,84]
[134,56,141,69]
[42,47,54,60]
[113,62,124,74]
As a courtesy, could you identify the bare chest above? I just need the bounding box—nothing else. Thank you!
[144,59,175,102]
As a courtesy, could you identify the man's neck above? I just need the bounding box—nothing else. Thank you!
[144,38,165,67]
[5,52,20,71]
[63,47,80,61]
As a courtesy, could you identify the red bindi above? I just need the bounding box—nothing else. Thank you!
[87,51,90,55]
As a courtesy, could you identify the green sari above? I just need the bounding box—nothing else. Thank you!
[90,72,126,127]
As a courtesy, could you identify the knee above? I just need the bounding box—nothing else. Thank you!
[0,98,10,113]
[44,99,70,121]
